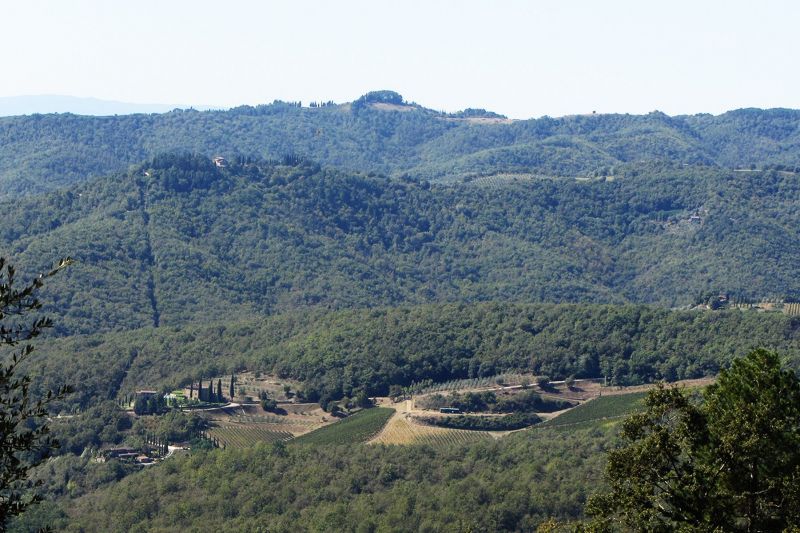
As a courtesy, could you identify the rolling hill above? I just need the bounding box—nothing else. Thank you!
[2,90,800,197]
[3,154,800,337]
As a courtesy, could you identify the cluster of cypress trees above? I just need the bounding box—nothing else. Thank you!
[142,433,169,456]
[189,374,236,404]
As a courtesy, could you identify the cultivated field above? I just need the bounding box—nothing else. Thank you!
[371,415,492,446]
[535,392,648,430]
[205,402,333,448]
[209,425,294,448]
[292,407,395,446]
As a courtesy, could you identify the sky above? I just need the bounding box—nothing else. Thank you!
[3,0,799,119]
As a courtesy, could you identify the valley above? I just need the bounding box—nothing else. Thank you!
[3,101,800,532]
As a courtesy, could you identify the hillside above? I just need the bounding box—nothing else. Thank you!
[2,91,800,197]
[12,424,613,532]
[24,302,800,411]
[3,155,800,337]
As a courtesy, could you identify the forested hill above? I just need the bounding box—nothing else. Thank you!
[2,90,800,196]
[2,154,800,336]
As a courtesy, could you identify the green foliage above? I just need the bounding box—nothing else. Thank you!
[4,157,800,339]
[292,407,395,446]
[0,257,72,525]
[3,104,800,197]
[51,402,131,455]
[420,390,571,414]
[132,394,166,415]
[39,423,612,531]
[260,399,278,413]
[133,411,207,444]
[418,412,542,431]
[585,350,800,531]
[22,302,800,412]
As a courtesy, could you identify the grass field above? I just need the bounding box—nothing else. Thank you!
[292,407,395,446]
[209,425,294,448]
[536,392,647,430]
[371,416,492,446]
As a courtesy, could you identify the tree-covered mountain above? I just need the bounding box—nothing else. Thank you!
[2,91,800,197]
[2,154,800,337]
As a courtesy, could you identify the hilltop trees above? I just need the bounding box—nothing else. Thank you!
[0,257,72,525]
[585,349,800,531]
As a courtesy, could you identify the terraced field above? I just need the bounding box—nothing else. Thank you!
[371,415,493,446]
[292,407,395,446]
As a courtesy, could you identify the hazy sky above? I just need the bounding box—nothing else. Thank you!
[4,0,799,119]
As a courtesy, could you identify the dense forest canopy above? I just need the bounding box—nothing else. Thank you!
[2,155,800,338]
[22,302,800,411]
[1,94,800,197]
[3,96,800,531]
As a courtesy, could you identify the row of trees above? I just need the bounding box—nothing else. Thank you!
[188,374,235,404]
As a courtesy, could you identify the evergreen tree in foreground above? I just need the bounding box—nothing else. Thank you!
[0,257,73,526]
[584,349,800,531]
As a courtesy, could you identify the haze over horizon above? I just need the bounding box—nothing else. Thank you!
[3,93,799,120]
[4,0,799,119]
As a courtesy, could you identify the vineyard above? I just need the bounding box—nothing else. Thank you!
[209,425,294,449]
[730,300,800,316]
[536,392,647,430]
[371,415,493,446]
[292,407,395,446]
[785,302,800,316]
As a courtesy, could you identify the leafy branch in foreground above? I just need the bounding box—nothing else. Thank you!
[0,257,73,526]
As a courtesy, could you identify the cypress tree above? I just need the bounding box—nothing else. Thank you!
[189,383,194,399]
[199,377,204,401]
[217,379,223,402]
[229,374,235,400]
